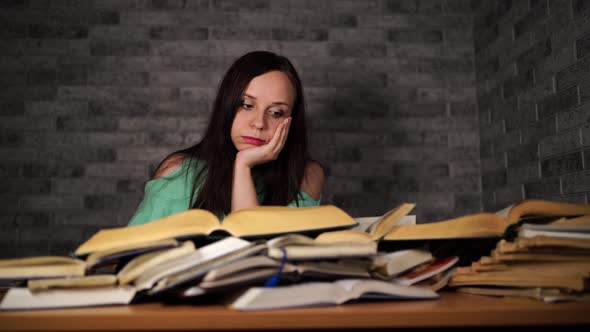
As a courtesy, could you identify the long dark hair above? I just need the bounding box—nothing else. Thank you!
[164,51,309,215]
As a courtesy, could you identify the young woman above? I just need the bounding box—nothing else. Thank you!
[128,51,325,226]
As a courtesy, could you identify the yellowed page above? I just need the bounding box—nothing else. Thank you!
[222,205,357,237]
[517,236,590,250]
[85,238,179,268]
[550,214,590,226]
[508,200,590,222]
[477,261,590,277]
[0,256,84,268]
[75,209,220,256]
[0,261,86,279]
[368,203,415,240]
[315,229,373,243]
[384,213,510,241]
[449,272,587,291]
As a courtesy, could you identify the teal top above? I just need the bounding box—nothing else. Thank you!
[128,158,320,226]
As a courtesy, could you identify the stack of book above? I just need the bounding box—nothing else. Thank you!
[448,214,590,302]
[2,199,589,310]
[0,204,445,311]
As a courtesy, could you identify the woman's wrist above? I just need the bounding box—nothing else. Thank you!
[234,154,253,172]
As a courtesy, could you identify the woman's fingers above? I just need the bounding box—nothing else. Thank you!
[273,118,290,155]
[266,118,285,148]
[238,117,290,168]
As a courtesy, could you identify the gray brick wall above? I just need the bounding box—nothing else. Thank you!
[1,0,479,257]
[475,0,590,211]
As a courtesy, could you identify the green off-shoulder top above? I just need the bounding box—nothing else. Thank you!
[127,158,320,226]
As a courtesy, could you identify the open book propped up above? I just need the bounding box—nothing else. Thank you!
[75,205,357,256]
[313,203,416,243]
[383,200,590,241]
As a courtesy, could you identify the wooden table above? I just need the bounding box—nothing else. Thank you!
[1,292,589,331]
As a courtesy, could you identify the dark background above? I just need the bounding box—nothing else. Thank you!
[0,0,588,257]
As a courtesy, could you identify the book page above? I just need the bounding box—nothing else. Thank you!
[199,268,279,289]
[134,237,252,291]
[231,282,345,310]
[117,241,196,285]
[85,238,180,269]
[521,223,590,233]
[550,215,590,226]
[518,228,590,240]
[0,256,86,280]
[0,256,84,268]
[495,204,514,219]
[202,255,279,282]
[222,205,357,237]
[28,275,117,291]
[75,209,220,256]
[150,243,267,295]
[0,286,136,310]
[384,213,509,241]
[368,203,416,240]
[354,215,416,232]
[334,279,438,301]
[507,200,590,222]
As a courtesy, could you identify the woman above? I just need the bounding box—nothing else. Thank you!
[128,51,325,226]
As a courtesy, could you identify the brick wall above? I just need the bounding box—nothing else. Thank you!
[475,0,590,212]
[0,0,478,257]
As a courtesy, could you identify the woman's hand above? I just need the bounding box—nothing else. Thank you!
[235,117,291,169]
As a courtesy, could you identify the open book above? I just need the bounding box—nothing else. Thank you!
[383,200,590,241]
[231,279,439,311]
[75,205,357,256]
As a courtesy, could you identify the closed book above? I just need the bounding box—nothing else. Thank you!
[0,286,136,310]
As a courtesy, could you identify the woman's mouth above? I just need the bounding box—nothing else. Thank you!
[242,136,266,146]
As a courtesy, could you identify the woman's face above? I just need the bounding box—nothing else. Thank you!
[231,70,295,151]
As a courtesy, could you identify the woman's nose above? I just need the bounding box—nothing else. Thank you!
[250,109,265,129]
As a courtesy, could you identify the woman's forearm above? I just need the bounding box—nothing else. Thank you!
[231,159,260,212]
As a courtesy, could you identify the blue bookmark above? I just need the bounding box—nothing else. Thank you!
[264,248,287,287]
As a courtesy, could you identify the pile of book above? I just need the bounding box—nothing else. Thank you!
[1,199,589,310]
[449,214,590,302]
[0,204,456,311]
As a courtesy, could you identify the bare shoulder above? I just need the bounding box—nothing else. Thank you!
[152,153,188,179]
[301,160,325,201]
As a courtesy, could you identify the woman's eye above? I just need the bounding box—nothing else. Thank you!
[241,103,254,110]
[270,109,284,118]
